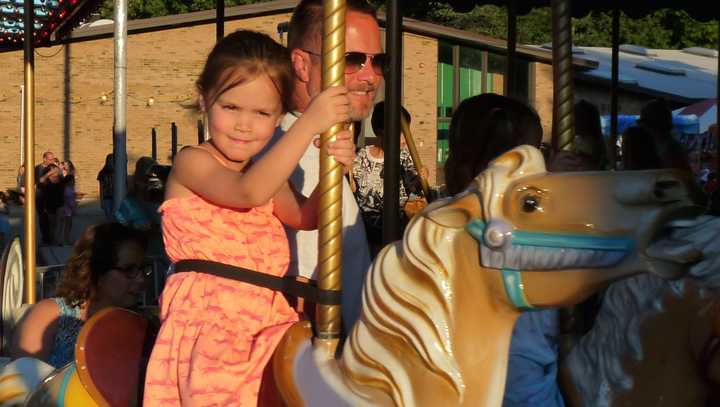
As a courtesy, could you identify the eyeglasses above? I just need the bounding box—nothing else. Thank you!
[302,49,387,76]
[111,263,153,280]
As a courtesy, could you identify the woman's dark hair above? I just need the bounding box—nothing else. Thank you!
[56,222,148,307]
[371,101,411,140]
[621,126,663,170]
[574,99,607,170]
[64,160,76,186]
[444,94,543,195]
[197,29,293,112]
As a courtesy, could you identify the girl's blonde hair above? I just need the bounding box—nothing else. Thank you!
[197,29,292,112]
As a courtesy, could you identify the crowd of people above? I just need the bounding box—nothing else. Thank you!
[1,0,711,405]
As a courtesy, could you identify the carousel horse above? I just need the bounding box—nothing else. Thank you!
[561,215,720,407]
[272,145,705,407]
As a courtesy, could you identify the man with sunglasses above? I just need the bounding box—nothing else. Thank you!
[261,0,382,332]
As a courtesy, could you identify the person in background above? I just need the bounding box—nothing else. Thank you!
[444,93,543,195]
[16,165,26,205]
[57,161,77,246]
[442,93,563,407]
[0,193,12,248]
[10,223,148,368]
[621,126,663,170]
[264,0,381,330]
[35,151,56,245]
[351,101,427,257]
[636,99,691,171]
[114,157,162,231]
[37,161,64,246]
[97,153,114,219]
[572,100,608,171]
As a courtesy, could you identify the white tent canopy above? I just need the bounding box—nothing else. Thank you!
[673,99,718,134]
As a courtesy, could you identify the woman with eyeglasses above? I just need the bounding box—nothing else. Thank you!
[9,222,149,368]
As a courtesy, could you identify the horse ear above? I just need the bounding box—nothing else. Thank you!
[425,191,481,228]
[488,145,546,178]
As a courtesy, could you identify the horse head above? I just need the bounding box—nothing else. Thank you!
[273,145,702,407]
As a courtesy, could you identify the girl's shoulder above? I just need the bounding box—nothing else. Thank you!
[174,144,239,172]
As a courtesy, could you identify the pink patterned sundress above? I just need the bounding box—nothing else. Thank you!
[143,191,298,406]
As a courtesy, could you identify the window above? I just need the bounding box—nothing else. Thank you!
[436,42,531,170]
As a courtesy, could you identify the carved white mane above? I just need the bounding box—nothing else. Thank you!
[338,205,467,407]
[566,216,720,407]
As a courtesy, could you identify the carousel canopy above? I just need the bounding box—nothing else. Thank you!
[0,0,102,52]
[443,0,716,22]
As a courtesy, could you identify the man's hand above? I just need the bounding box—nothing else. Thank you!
[325,130,356,170]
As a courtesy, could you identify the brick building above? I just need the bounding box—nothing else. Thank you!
[0,0,592,198]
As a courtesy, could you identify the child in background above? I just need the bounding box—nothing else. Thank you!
[143,30,354,405]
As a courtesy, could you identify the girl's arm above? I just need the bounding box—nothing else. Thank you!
[171,87,349,209]
[274,129,356,230]
[9,299,61,363]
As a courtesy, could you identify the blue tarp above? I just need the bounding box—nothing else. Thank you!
[600,114,700,138]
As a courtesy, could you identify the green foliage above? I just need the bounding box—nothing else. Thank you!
[397,3,717,49]
[95,1,718,49]
[97,0,269,20]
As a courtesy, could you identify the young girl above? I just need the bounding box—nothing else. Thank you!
[143,30,353,405]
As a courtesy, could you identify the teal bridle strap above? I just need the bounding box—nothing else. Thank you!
[501,268,536,311]
[467,219,634,251]
[467,219,634,311]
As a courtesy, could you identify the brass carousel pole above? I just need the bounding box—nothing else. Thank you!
[22,0,37,304]
[316,0,346,341]
[551,0,578,366]
[383,0,402,244]
[550,0,575,152]
[400,116,430,197]
[609,5,620,168]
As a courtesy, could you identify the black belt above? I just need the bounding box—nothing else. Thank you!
[173,259,341,306]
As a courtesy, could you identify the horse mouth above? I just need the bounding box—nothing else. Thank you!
[641,204,705,279]
[480,244,628,271]
[470,219,633,271]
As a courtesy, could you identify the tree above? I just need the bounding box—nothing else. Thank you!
[95,1,718,49]
[97,0,270,20]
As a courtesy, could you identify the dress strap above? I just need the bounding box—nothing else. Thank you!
[190,143,249,171]
[54,297,81,318]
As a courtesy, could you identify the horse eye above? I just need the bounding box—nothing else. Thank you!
[522,194,541,213]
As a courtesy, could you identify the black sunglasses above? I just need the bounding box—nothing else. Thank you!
[302,49,387,75]
[111,263,153,280]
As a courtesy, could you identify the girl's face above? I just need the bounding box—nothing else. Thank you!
[205,74,284,163]
[96,241,147,309]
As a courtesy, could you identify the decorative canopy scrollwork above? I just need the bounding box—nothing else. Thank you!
[0,0,102,51]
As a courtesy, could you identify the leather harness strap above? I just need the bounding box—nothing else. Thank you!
[173,259,341,306]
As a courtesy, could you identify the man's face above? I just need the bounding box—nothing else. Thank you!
[306,11,383,121]
[43,153,55,166]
